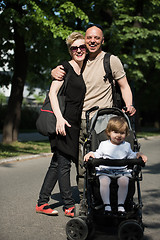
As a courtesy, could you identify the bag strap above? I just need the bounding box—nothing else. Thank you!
[52,62,70,96]
[81,53,89,73]
[103,53,118,107]
[62,64,70,91]
[103,52,113,83]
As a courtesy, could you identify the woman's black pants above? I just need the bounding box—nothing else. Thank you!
[37,150,75,209]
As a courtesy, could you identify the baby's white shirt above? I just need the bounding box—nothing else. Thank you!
[93,140,137,170]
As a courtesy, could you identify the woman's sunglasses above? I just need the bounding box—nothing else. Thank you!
[70,44,87,52]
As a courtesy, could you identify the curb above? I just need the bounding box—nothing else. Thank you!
[138,135,160,142]
[0,152,52,165]
[1,135,160,165]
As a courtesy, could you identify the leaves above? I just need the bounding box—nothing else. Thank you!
[0,0,160,124]
[0,0,89,89]
[59,1,89,21]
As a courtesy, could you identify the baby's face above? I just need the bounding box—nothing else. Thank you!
[109,130,126,145]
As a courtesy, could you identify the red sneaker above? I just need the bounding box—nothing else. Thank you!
[36,203,58,216]
[65,206,75,218]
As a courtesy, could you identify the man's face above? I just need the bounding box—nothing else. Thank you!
[85,26,104,55]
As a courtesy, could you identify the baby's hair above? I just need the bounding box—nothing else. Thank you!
[105,116,129,138]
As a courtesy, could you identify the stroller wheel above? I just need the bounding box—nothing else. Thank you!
[118,220,144,240]
[66,217,88,240]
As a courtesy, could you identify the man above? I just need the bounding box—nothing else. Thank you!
[51,24,136,198]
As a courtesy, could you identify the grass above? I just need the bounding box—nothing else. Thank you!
[0,130,160,160]
[137,127,160,138]
[0,140,51,159]
[137,131,160,138]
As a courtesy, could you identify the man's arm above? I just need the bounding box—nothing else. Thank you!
[51,65,66,80]
[117,76,136,116]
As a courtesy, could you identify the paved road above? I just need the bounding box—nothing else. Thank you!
[0,137,160,240]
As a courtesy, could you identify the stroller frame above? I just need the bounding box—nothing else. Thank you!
[66,107,145,240]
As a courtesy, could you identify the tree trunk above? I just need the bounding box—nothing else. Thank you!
[2,23,27,143]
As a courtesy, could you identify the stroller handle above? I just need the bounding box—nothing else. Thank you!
[86,106,99,133]
[85,106,99,119]
[87,157,145,168]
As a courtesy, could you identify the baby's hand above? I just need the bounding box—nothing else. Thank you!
[84,152,95,162]
[137,152,147,163]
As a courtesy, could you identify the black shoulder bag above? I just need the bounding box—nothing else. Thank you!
[36,72,69,136]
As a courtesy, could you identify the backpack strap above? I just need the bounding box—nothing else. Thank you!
[103,53,125,108]
[103,52,113,84]
[81,53,89,73]
[103,53,118,107]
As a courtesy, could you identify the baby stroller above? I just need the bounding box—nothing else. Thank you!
[66,107,145,240]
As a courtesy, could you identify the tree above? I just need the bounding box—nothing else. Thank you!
[0,0,89,143]
[1,0,160,143]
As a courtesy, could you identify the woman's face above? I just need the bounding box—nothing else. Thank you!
[70,39,87,62]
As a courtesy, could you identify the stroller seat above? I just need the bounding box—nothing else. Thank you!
[86,157,144,215]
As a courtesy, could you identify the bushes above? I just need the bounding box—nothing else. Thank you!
[0,105,39,131]
[20,106,39,130]
[0,105,7,130]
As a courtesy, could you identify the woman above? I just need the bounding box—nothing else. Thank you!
[36,32,87,217]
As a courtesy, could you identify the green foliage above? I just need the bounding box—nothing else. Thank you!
[33,93,46,104]
[0,93,7,105]
[1,0,159,90]
[0,0,160,129]
[106,0,160,86]
[0,0,89,90]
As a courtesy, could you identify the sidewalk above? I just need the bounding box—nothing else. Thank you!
[0,132,51,165]
[1,133,160,165]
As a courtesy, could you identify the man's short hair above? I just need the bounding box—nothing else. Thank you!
[85,23,104,32]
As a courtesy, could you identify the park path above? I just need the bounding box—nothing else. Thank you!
[0,136,160,240]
